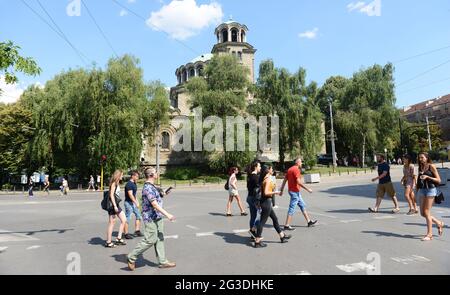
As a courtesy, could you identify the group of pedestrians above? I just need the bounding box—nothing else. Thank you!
[369,153,445,241]
[243,158,317,248]
[103,168,176,271]
[26,175,55,197]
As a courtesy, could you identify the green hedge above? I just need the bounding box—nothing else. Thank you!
[164,168,200,180]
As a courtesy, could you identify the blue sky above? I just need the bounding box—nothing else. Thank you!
[1,0,449,107]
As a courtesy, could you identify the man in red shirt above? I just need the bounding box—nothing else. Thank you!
[280,158,317,230]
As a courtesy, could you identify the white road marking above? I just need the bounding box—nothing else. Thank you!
[0,200,97,206]
[374,216,396,220]
[26,245,41,250]
[0,246,8,252]
[196,232,215,237]
[308,211,338,219]
[336,262,375,273]
[165,235,179,240]
[340,219,361,224]
[296,271,312,275]
[233,229,249,234]
[0,229,39,243]
[436,211,445,214]
[391,255,431,265]
[186,225,200,230]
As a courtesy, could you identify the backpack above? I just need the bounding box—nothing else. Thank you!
[101,186,121,211]
[224,179,229,191]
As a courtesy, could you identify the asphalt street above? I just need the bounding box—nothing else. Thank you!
[1,166,449,275]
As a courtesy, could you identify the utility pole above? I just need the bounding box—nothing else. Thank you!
[156,120,161,185]
[329,99,337,172]
[426,116,432,151]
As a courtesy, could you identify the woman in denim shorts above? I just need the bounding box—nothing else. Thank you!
[416,152,444,241]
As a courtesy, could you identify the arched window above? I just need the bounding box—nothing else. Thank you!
[231,29,238,42]
[161,132,170,150]
[222,29,228,43]
[182,69,187,82]
[177,73,181,85]
[189,68,195,78]
[170,94,178,109]
[241,30,246,42]
[238,51,242,61]
[197,66,204,77]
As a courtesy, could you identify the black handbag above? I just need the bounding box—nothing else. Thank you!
[101,187,121,211]
[435,191,445,205]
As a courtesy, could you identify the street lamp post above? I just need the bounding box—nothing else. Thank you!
[426,115,432,151]
[329,99,338,172]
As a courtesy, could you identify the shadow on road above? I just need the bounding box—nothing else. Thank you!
[209,213,229,217]
[88,237,105,246]
[112,253,159,271]
[214,232,253,247]
[362,230,422,240]
[404,222,450,230]
[0,228,74,236]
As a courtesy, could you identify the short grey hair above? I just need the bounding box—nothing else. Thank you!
[144,167,157,178]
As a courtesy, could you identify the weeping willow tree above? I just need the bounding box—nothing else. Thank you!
[251,60,323,169]
[20,55,167,177]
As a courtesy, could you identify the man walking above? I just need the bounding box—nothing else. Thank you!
[124,171,143,240]
[369,154,400,213]
[280,158,317,230]
[127,167,176,270]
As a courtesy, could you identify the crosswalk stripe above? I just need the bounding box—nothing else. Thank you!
[233,229,249,234]
[0,246,8,252]
[165,235,179,240]
[26,245,41,250]
[340,219,361,224]
[196,232,214,237]
[374,216,396,220]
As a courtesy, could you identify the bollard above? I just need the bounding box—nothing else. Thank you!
[329,171,331,177]
[339,171,341,176]
[189,180,192,186]
[347,170,350,175]
[174,180,176,188]
[356,169,358,174]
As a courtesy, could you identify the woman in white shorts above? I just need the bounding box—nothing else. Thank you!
[226,167,247,217]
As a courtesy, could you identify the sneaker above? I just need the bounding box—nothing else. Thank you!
[127,260,136,271]
[134,231,143,237]
[159,261,176,269]
[124,233,134,240]
[273,205,279,209]
[284,225,296,231]
[307,220,317,227]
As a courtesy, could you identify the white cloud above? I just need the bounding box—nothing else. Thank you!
[347,0,381,16]
[147,0,223,40]
[298,28,319,39]
[0,76,24,104]
[0,76,43,104]
[119,9,128,16]
[128,0,136,3]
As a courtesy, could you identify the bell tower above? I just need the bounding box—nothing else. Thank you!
[211,19,257,83]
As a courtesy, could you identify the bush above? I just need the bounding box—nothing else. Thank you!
[164,168,200,180]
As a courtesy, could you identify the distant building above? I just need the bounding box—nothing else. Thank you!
[401,94,450,158]
[141,20,326,170]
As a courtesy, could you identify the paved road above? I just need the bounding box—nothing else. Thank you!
[0,168,449,275]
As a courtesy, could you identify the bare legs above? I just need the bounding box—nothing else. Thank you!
[106,211,127,243]
[404,186,418,213]
[226,195,246,215]
[420,196,444,241]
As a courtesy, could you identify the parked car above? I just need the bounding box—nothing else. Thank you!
[317,154,334,166]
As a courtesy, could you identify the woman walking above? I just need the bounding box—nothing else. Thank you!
[401,155,418,215]
[28,177,34,198]
[254,165,291,248]
[417,152,444,241]
[247,161,261,239]
[226,167,247,217]
[105,170,128,248]
[43,176,50,195]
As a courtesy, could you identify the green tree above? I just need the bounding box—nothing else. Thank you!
[187,55,255,172]
[0,40,41,93]
[21,55,162,178]
[0,101,33,173]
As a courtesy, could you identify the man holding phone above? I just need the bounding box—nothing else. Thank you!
[124,171,142,240]
[127,167,176,270]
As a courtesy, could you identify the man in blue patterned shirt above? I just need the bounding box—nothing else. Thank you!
[127,167,176,270]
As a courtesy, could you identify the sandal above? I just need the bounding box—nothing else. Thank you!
[392,208,400,214]
[226,213,232,217]
[115,238,127,246]
[421,235,433,242]
[241,212,248,216]
[438,222,444,237]
[104,242,116,248]
[254,241,267,248]
[368,207,378,213]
